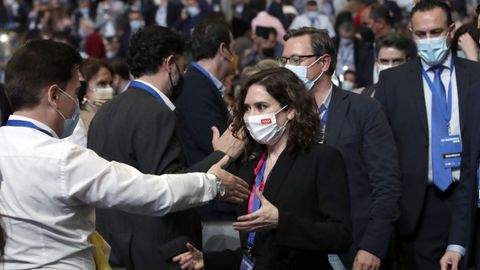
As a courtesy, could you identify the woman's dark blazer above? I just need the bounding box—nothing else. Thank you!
[204,143,352,270]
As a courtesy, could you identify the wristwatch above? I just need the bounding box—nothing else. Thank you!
[215,179,226,198]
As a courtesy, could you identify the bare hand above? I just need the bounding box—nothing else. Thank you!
[440,251,462,270]
[208,155,249,203]
[458,33,479,61]
[211,125,245,160]
[232,188,279,232]
[172,243,204,270]
[353,249,381,270]
[180,7,188,20]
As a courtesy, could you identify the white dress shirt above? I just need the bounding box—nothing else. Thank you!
[135,79,176,111]
[289,13,336,37]
[421,53,461,183]
[0,115,217,269]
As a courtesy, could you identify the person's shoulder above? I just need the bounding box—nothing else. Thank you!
[303,142,342,159]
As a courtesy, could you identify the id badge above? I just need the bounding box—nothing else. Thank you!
[440,135,462,169]
[239,254,254,270]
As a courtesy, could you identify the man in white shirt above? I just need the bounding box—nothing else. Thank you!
[289,0,335,37]
[0,39,249,269]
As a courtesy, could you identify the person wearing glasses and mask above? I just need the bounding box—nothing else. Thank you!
[375,1,480,269]
[173,67,351,270]
[282,27,401,270]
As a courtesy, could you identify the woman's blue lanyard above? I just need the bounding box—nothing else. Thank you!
[130,80,165,104]
[246,153,269,250]
[6,120,53,137]
[420,59,455,124]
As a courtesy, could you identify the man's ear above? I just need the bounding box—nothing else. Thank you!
[165,55,176,72]
[46,85,61,107]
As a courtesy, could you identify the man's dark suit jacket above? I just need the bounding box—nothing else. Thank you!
[324,86,400,267]
[375,57,480,249]
[175,64,234,221]
[451,81,480,269]
[144,0,182,27]
[203,143,351,270]
[334,37,375,88]
[88,86,224,270]
[0,84,11,126]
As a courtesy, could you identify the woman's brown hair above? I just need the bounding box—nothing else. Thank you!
[231,67,320,158]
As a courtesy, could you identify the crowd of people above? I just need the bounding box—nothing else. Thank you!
[1,0,480,269]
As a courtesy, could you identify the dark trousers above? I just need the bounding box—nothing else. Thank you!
[399,186,452,270]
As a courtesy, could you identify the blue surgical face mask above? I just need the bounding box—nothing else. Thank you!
[285,56,325,91]
[415,33,449,66]
[56,88,80,138]
[187,6,201,17]
[129,20,145,32]
[306,11,318,20]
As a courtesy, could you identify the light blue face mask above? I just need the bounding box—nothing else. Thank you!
[284,56,324,91]
[306,11,318,20]
[415,33,449,66]
[187,6,201,17]
[129,20,145,33]
[56,88,80,138]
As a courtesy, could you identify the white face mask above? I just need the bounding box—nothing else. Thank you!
[341,80,355,91]
[93,86,114,100]
[285,56,324,91]
[244,105,289,145]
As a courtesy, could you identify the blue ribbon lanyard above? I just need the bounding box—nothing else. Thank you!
[420,60,455,125]
[190,62,216,84]
[129,80,165,104]
[246,155,269,250]
[6,119,53,137]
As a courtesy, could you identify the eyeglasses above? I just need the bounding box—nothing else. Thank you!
[279,54,318,66]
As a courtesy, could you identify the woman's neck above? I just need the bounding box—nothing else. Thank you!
[266,130,288,162]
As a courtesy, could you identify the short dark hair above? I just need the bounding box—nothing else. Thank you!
[284,27,337,76]
[191,19,232,61]
[231,67,320,157]
[369,3,393,27]
[5,40,82,112]
[110,59,131,81]
[451,22,480,53]
[410,0,453,26]
[375,32,410,55]
[127,25,185,78]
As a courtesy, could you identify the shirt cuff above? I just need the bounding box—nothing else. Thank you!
[446,244,466,256]
[206,173,218,198]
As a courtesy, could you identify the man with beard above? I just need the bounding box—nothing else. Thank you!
[88,25,247,270]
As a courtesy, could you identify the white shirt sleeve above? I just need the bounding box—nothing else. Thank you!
[60,144,218,216]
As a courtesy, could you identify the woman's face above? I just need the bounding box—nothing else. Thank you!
[85,66,113,101]
[243,84,289,127]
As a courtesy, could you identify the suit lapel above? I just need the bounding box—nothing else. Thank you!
[325,86,349,146]
[409,60,429,139]
[454,58,469,131]
[262,150,296,204]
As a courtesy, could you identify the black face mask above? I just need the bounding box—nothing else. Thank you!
[168,62,184,102]
[262,47,275,58]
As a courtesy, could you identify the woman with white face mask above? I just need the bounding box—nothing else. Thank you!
[65,59,114,147]
[173,67,351,270]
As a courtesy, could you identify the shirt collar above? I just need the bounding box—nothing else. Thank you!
[320,84,333,110]
[190,62,226,97]
[134,79,176,111]
[8,115,59,138]
[420,52,453,72]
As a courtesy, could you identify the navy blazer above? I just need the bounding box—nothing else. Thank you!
[325,86,401,266]
[88,87,224,269]
[203,143,351,270]
[375,57,480,248]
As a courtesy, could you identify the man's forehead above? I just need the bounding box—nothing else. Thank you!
[411,8,449,29]
[283,36,312,54]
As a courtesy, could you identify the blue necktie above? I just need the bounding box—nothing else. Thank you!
[430,65,452,191]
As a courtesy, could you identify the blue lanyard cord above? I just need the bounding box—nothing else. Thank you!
[6,120,53,137]
[130,80,165,104]
[421,59,455,124]
[246,155,269,249]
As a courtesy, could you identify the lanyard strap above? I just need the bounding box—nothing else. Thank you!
[421,59,455,124]
[130,80,165,104]
[6,119,53,137]
[246,151,269,249]
[190,62,225,94]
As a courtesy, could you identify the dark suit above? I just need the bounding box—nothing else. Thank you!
[451,81,480,269]
[324,86,400,268]
[144,0,182,27]
[175,64,234,221]
[88,86,224,270]
[375,56,480,269]
[0,84,11,126]
[203,143,352,270]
